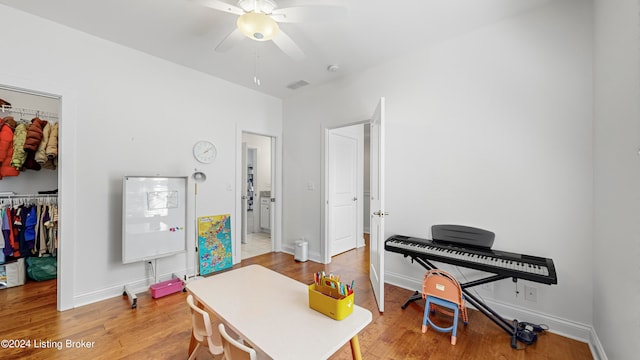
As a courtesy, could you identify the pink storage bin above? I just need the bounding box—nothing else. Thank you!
[150,278,183,298]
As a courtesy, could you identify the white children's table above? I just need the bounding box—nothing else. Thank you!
[186,264,372,360]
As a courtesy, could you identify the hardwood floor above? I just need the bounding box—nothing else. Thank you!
[0,244,593,360]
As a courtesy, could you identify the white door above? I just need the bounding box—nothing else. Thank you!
[369,97,386,313]
[329,131,358,256]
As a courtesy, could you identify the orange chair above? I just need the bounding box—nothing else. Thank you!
[421,269,468,345]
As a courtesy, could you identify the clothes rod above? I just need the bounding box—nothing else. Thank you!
[0,194,58,198]
[0,105,58,119]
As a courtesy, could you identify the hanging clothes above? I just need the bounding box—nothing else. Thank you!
[13,206,28,257]
[0,197,58,261]
[0,207,4,264]
[10,123,27,171]
[23,118,47,171]
[48,205,58,255]
[23,205,37,254]
[35,122,55,170]
[23,118,47,152]
[1,208,15,258]
[45,122,58,166]
[0,117,19,179]
[38,205,48,256]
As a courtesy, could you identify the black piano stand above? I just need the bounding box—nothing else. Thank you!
[401,291,422,309]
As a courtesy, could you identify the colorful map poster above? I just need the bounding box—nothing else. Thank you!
[197,214,232,276]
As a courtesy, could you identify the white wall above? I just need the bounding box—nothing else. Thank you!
[0,4,282,308]
[593,0,640,359]
[284,0,594,344]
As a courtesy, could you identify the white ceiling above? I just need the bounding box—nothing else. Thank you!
[0,0,556,99]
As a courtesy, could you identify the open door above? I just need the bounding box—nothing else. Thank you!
[241,142,248,244]
[369,97,386,313]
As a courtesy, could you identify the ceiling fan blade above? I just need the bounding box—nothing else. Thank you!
[272,30,305,61]
[194,0,245,16]
[271,5,347,23]
[215,28,245,52]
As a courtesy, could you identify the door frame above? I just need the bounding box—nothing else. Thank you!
[235,128,281,264]
[321,121,368,264]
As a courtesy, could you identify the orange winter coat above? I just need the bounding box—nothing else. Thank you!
[0,117,19,179]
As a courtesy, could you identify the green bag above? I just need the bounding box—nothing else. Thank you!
[26,256,57,281]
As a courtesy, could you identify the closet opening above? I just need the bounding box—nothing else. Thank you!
[0,86,60,308]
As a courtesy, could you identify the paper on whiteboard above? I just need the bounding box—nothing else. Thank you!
[147,191,179,210]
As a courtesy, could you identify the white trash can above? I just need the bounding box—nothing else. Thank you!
[294,240,308,262]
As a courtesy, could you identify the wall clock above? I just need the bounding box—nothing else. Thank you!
[193,140,217,164]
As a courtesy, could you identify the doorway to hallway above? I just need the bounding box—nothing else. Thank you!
[241,132,274,259]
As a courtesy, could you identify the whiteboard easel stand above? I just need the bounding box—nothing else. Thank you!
[121,176,189,309]
[123,258,184,309]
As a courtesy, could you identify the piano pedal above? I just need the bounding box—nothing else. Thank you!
[511,319,539,349]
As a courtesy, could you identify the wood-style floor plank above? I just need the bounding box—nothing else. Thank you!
[0,243,593,359]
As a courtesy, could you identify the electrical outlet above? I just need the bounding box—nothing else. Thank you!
[524,285,537,302]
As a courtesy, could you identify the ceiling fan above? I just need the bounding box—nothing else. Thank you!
[195,0,346,61]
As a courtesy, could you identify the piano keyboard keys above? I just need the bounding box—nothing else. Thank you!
[386,238,552,277]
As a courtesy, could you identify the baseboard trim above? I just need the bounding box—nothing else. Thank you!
[73,270,186,309]
[283,244,322,263]
[588,328,607,360]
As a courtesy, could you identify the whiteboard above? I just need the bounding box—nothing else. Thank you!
[122,176,187,264]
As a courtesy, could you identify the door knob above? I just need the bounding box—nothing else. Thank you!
[353,197,357,201]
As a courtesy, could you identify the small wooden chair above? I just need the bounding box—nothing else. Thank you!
[421,269,468,345]
[218,323,257,360]
[186,294,224,359]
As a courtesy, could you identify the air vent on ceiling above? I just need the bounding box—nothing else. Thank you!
[286,80,310,90]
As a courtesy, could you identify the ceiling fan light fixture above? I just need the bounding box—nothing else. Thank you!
[237,12,279,41]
